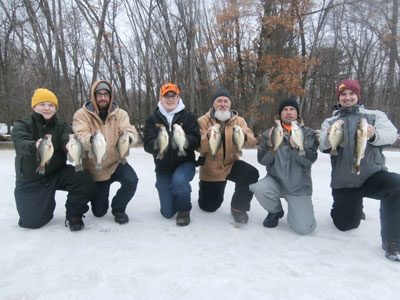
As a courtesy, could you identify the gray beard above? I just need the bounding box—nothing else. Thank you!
[214,109,231,122]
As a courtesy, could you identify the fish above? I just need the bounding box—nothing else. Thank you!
[209,123,222,160]
[154,126,169,160]
[291,120,305,156]
[117,130,130,164]
[67,134,84,172]
[352,118,368,175]
[328,119,344,156]
[269,120,284,155]
[233,125,245,156]
[88,130,107,170]
[36,134,54,175]
[172,124,189,157]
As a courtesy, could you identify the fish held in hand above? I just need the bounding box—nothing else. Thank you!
[233,125,245,156]
[291,121,305,156]
[172,124,188,157]
[154,126,169,160]
[209,123,222,160]
[67,134,84,172]
[352,118,368,175]
[269,120,284,155]
[36,134,54,175]
[328,119,344,156]
[117,130,130,164]
[89,130,107,170]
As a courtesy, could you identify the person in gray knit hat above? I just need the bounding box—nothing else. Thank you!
[250,98,318,235]
[196,88,259,224]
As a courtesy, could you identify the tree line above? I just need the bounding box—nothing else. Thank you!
[0,0,399,141]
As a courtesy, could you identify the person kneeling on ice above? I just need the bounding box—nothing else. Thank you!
[73,80,139,225]
[319,79,400,262]
[11,88,96,231]
[143,83,200,226]
[250,98,318,235]
[197,88,259,224]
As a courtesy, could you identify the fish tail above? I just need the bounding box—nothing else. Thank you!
[299,149,306,156]
[156,152,164,160]
[237,150,243,157]
[95,163,102,170]
[330,149,338,156]
[75,165,84,172]
[352,165,360,175]
[36,165,45,175]
[177,150,187,157]
[119,157,127,164]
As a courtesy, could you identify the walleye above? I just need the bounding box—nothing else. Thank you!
[117,130,130,164]
[233,125,245,156]
[328,119,344,156]
[291,120,305,156]
[352,118,368,175]
[89,130,107,170]
[154,126,169,160]
[36,134,54,175]
[67,134,84,172]
[209,123,222,160]
[172,124,189,157]
[269,120,284,155]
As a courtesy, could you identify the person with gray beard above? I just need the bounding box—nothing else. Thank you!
[197,88,259,224]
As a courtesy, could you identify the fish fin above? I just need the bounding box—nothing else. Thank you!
[183,138,189,149]
[67,153,73,163]
[102,152,107,161]
[75,165,84,172]
[154,140,160,150]
[88,150,94,159]
[171,139,177,150]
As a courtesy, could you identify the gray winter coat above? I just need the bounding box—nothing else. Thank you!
[258,119,318,195]
[319,104,398,189]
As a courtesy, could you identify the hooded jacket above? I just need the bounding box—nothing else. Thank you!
[197,109,256,181]
[257,117,318,195]
[12,112,72,182]
[72,80,138,181]
[143,105,200,172]
[319,104,397,189]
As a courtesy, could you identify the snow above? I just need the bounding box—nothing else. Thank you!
[0,147,399,300]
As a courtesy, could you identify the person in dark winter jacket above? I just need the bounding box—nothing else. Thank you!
[143,83,200,226]
[250,98,318,235]
[197,88,259,224]
[11,88,96,231]
[319,79,400,262]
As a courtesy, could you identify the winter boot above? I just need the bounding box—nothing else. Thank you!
[66,216,85,231]
[176,211,191,226]
[263,210,284,228]
[112,209,129,225]
[382,240,400,262]
[231,208,249,224]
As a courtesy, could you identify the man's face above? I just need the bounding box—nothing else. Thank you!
[338,89,358,107]
[159,91,180,112]
[33,102,57,120]
[95,89,111,111]
[280,106,298,126]
[213,96,231,112]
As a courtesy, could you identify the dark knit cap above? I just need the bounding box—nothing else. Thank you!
[336,79,360,100]
[212,88,231,102]
[278,98,299,115]
[95,82,111,94]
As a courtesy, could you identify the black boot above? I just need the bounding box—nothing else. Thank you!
[176,211,191,226]
[112,209,129,224]
[382,240,400,262]
[231,208,249,224]
[66,217,85,231]
[263,210,284,228]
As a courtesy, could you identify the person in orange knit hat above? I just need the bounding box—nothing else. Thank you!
[11,88,96,231]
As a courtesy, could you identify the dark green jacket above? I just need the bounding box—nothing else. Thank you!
[11,112,72,182]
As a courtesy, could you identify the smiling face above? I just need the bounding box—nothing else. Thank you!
[159,91,180,112]
[280,106,298,126]
[338,89,359,107]
[213,96,231,112]
[95,89,111,111]
[33,102,57,120]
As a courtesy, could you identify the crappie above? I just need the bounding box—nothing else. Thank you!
[89,130,107,170]
[154,126,169,160]
[352,118,368,175]
[67,134,84,172]
[172,124,189,157]
[233,125,245,156]
[117,130,130,164]
[269,120,283,155]
[329,119,344,156]
[36,134,54,175]
[209,123,222,160]
[291,120,305,156]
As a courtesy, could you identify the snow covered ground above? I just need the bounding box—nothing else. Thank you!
[0,147,399,300]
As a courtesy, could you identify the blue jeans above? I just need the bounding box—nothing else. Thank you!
[92,163,138,217]
[155,161,196,218]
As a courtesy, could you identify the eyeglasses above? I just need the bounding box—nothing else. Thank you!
[96,92,110,98]
[163,94,178,100]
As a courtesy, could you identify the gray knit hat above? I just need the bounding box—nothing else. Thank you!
[95,82,111,93]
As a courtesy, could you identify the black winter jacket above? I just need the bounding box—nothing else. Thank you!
[11,112,72,182]
[143,108,200,172]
